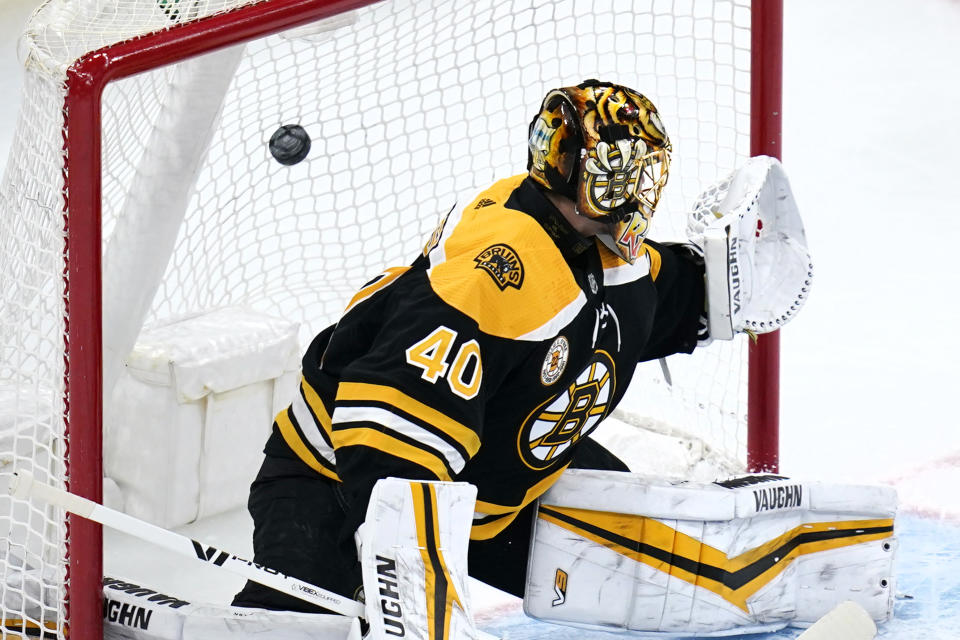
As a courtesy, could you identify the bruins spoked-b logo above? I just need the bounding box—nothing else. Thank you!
[584,139,647,213]
[474,244,524,290]
[519,350,616,469]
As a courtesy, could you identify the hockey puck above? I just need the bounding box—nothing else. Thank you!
[269,124,311,166]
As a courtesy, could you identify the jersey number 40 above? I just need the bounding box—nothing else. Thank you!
[405,327,483,400]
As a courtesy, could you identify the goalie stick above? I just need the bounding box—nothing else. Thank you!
[8,471,364,618]
[8,472,503,640]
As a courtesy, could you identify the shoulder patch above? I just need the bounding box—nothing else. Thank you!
[473,244,524,290]
[428,175,585,341]
[474,198,496,209]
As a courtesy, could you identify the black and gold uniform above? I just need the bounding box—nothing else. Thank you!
[233,174,705,611]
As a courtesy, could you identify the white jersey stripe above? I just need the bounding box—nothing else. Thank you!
[602,252,651,286]
[332,405,468,474]
[428,194,468,270]
[515,291,588,342]
[290,390,337,466]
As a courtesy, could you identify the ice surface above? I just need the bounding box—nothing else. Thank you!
[3,0,960,637]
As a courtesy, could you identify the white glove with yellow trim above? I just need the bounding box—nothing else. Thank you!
[356,478,485,640]
[687,156,813,340]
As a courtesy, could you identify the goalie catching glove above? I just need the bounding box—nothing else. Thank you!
[687,156,813,340]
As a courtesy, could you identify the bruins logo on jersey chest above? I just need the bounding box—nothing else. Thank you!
[518,350,615,470]
[474,244,524,290]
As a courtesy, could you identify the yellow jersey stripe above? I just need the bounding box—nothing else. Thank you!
[344,266,410,314]
[275,409,340,482]
[332,405,468,474]
[469,514,518,541]
[336,382,480,457]
[597,240,653,286]
[289,391,337,464]
[332,426,452,481]
[645,244,662,280]
[301,377,333,439]
[470,465,569,539]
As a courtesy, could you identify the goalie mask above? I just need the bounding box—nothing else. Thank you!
[527,80,671,263]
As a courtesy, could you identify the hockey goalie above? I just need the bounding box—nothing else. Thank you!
[220,80,894,640]
[16,79,878,639]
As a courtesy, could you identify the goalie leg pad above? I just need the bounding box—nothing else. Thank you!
[523,471,897,636]
[357,478,481,640]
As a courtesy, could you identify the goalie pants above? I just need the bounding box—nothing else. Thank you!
[231,439,628,613]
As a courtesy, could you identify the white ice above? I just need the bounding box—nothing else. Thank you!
[2,0,959,637]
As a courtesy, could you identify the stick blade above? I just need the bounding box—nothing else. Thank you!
[797,601,877,640]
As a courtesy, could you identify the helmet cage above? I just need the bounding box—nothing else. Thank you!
[582,139,671,221]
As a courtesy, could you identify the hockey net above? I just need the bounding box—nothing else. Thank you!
[0,0,780,637]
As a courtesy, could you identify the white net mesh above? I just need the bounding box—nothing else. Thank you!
[0,63,70,637]
[0,0,755,635]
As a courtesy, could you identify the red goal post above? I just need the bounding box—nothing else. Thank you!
[62,2,383,637]
[748,0,784,477]
[0,1,783,638]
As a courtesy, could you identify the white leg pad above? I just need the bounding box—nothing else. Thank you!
[524,472,897,637]
[357,478,481,640]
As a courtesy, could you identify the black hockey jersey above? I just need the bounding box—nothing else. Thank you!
[264,175,705,540]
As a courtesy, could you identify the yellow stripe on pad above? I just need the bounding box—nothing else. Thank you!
[537,506,894,613]
[412,483,463,640]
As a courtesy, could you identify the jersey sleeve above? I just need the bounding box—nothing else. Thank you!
[307,271,533,536]
[636,240,707,361]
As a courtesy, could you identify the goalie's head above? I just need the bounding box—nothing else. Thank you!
[527,80,671,263]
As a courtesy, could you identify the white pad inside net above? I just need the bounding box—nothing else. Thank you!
[0,0,753,635]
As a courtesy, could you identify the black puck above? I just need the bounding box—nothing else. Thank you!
[269,124,311,166]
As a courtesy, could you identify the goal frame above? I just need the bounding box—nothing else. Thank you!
[58,1,783,636]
